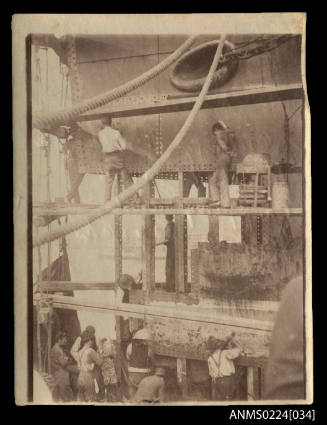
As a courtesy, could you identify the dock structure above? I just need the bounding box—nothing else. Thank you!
[31,33,305,402]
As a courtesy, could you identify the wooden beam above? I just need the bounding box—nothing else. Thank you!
[78,84,304,122]
[175,173,187,292]
[177,358,188,397]
[39,281,116,291]
[142,182,155,292]
[114,176,123,383]
[40,294,274,332]
[33,206,303,217]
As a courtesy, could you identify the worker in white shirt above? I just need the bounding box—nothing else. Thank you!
[97,116,135,202]
[71,325,105,400]
[207,333,241,401]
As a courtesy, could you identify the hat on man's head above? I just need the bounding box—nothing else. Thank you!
[133,327,152,341]
[101,116,112,126]
[155,367,166,377]
[212,120,228,133]
[118,274,136,290]
[85,325,95,335]
[206,336,225,351]
[55,331,67,343]
[81,329,94,344]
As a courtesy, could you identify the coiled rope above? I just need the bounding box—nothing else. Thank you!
[33,35,197,130]
[33,34,227,248]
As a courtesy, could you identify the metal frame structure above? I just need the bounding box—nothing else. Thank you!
[32,35,305,400]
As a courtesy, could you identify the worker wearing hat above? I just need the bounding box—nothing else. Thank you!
[133,367,166,404]
[208,120,235,208]
[126,326,154,400]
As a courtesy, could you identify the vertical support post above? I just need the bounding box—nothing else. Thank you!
[246,366,260,400]
[254,172,259,207]
[267,167,272,202]
[114,175,123,383]
[47,307,52,374]
[36,309,42,373]
[175,172,186,292]
[142,181,155,292]
[177,358,188,398]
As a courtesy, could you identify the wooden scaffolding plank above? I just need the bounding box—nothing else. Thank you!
[33,206,303,216]
[44,294,274,332]
[39,281,116,291]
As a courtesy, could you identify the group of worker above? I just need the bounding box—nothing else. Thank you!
[97,117,235,207]
[50,321,241,403]
[46,116,234,208]
[50,322,166,404]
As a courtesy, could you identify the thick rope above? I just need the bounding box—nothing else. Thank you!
[33,35,197,130]
[33,34,227,248]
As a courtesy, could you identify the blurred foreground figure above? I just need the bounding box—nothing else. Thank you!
[51,331,74,402]
[265,276,305,400]
[133,368,166,404]
[33,370,53,403]
[126,327,154,400]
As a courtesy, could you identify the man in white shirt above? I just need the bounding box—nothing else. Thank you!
[207,334,241,401]
[70,325,105,399]
[97,117,139,202]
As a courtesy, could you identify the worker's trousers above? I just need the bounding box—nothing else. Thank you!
[105,168,134,201]
[208,153,231,208]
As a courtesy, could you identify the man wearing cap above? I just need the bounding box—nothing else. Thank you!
[133,368,166,404]
[208,121,235,208]
[126,326,154,400]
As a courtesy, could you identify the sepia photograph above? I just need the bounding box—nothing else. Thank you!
[13,13,311,405]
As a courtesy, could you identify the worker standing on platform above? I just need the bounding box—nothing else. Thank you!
[208,121,235,208]
[126,326,154,400]
[97,117,139,203]
[156,215,175,292]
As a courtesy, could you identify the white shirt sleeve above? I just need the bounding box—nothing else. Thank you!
[126,343,132,361]
[98,127,123,153]
[71,336,82,365]
[207,356,216,379]
[224,347,241,360]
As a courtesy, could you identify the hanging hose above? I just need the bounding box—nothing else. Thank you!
[33,34,227,247]
[33,35,197,130]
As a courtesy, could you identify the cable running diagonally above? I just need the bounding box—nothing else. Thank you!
[33,35,197,130]
[33,34,227,247]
